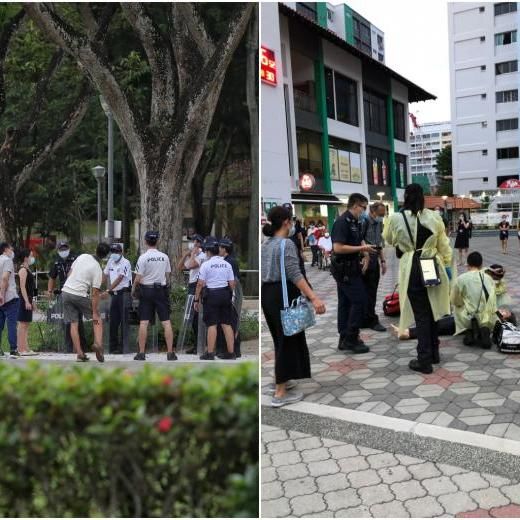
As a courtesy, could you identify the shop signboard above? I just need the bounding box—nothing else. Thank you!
[350,152,362,183]
[260,47,277,86]
[338,150,351,182]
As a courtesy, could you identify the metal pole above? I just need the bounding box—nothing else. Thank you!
[107,111,114,243]
[97,178,102,243]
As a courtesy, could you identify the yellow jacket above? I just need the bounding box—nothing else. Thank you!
[451,270,497,333]
[383,208,452,335]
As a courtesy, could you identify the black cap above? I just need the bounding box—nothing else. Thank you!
[203,236,219,249]
[282,203,293,217]
[144,230,159,241]
[110,243,123,253]
[219,237,233,248]
[57,241,69,249]
[189,233,204,244]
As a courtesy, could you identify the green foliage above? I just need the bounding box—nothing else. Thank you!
[435,145,452,179]
[0,362,259,517]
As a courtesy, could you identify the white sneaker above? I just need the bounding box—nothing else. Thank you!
[264,380,297,395]
[271,391,304,408]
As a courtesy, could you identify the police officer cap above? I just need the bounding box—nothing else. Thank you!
[144,230,159,241]
[203,236,219,249]
[189,233,204,244]
[219,237,233,248]
[110,243,123,253]
[282,203,293,216]
[57,240,69,249]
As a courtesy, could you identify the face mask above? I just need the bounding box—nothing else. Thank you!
[188,242,195,250]
[324,233,330,238]
[376,216,384,223]
[435,209,440,214]
[58,250,70,259]
[110,253,122,263]
[288,225,296,237]
[28,256,35,266]
[7,251,14,259]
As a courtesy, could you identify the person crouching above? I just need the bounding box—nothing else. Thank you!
[195,236,236,360]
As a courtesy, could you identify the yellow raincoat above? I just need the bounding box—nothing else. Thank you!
[494,279,512,308]
[383,209,452,335]
[451,270,496,333]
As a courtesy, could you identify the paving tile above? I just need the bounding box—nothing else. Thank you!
[301,447,332,463]
[408,462,442,480]
[335,505,372,517]
[391,480,427,501]
[262,497,291,518]
[290,493,327,516]
[283,476,318,499]
[358,483,394,506]
[378,465,412,484]
[405,496,444,517]
[438,491,478,515]
[324,488,361,511]
[422,475,459,496]
[338,456,370,473]
[277,463,309,481]
[370,500,409,518]
[316,473,350,494]
[263,429,289,443]
[267,439,295,454]
[489,504,520,517]
[470,488,509,509]
[271,450,302,467]
[366,452,399,470]
[452,472,491,492]
[262,466,278,484]
[328,444,359,460]
[294,436,323,451]
[262,481,284,501]
[347,469,381,489]
[308,459,341,477]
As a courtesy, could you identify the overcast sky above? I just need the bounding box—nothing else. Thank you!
[333,0,452,126]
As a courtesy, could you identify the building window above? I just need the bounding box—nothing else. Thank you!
[497,118,519,131]
[366,146,390,186]
[495,30,517,46]
[363,90,387,136]
[497,147,519,159]
[291,49,317,113]
[296,128,324,192]
[495,60,518,75]
[483,177,488,182]
[378,53,384,62]
[494,2,517,16]
[324,68,358,126]
[328,137,362,183]
[395,154,408,188]
[393,100,405,141]
[482,149,488,155]
[296,2,318,21]
[496,89,518,103]
[353,17,371,55]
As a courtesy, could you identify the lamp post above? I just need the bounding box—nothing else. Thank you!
[100,96,114,243]
[92,165,106,244]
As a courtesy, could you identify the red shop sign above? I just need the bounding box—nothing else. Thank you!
[261,46,277,86]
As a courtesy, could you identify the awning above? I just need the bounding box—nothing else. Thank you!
[291,192,344,205]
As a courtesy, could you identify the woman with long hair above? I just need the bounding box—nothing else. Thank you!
[16,248,37,356]
[383,184,452,374]
[261,206,326,407]
[454,212,470,265]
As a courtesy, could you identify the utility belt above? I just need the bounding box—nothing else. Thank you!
[330,253,362,283]
[141,283,167,289]
[202,286,232,302]
[110,286,131,296]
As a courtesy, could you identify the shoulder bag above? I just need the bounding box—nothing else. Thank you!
[470,273,489,343]
[401,210,441,287]
[279,239,316,336]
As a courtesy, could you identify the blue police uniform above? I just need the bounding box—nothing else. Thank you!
[331,210,368,351]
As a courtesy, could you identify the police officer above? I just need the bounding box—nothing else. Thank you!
[216,237,241,358]
[47,241,87,352]
[103,243,132,354]
[194,236,236,360]
[132,231,177,361]
[331,193,376,354]
[177,233,206,354]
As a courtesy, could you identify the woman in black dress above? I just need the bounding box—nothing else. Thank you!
[261,206,326,408]
[499,215,510,254]
[16,248,37,356]
[454,212,470,265]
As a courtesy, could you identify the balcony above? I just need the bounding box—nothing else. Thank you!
[293,88,317,113]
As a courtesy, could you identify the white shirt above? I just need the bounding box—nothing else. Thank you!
[307,227,316,237]
[135,248,171,285]
[63,254,102,298]
[198,255,234,289]
[0,254,17,303]
[318,236,333,252]
[185,251,206,284]
[104,256,132,291]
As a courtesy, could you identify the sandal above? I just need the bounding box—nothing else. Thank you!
[76,354,89,362]
[91,344,104,363]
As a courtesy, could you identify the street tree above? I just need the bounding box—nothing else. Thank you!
[26,3,254,265]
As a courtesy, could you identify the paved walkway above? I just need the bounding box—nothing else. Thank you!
[262,236,520,439]
[261,236,520,517]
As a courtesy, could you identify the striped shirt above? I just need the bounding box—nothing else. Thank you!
[364,215,383,247]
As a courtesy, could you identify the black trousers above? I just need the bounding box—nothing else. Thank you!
[109,291,130,353]
[407,286,439,365]
[337,275,367,341]
[310,245,319,266]
[362,258,380,327]
[409,315,454,339]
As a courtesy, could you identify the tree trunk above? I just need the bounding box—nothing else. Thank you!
[246,8,259,270]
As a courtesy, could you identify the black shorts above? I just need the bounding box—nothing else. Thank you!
[500,231,509,241]
[203,287,232,326]
[17,299,33,323]
[138,286,170,322]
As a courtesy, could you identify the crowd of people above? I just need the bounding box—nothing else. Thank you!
[261,183,518,407]
[0,231,242,362]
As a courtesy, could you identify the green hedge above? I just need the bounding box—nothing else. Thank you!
[0,362,259,517]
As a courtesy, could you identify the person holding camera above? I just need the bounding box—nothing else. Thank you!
[331,193,376,354]
[454,212,470,266]
[361,202,387,332]
[383,184,452,374]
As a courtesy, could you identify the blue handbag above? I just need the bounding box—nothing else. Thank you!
[279,239,316,336]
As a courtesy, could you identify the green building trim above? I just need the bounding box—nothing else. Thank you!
[386,95,399,212]
[344,5,355,45]
[317,3,328,28]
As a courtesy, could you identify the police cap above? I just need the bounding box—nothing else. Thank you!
[144,230,159,242]
[219,237,233,248]
[110,243,123,253]
[203,236,219,249]
[189,233,204,244]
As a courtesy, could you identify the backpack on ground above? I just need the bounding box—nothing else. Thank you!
[494,319,520,354]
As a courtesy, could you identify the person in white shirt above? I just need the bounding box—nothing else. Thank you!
[0,242,19,356]
[177,233,206,354]
[318,232,333,259]
[103,243,132,354]
[194,236,236,360]
[132,231,176,361]
[62,242,110,362]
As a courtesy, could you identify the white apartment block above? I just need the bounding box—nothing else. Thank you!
[449,2,520,196]
[410,121,452,189]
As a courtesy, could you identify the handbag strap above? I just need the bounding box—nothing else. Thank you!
[401,210,416,251]
[279,239,289,309]
[475,272,489,314]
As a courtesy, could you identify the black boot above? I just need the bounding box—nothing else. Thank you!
[409,359,433,374]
